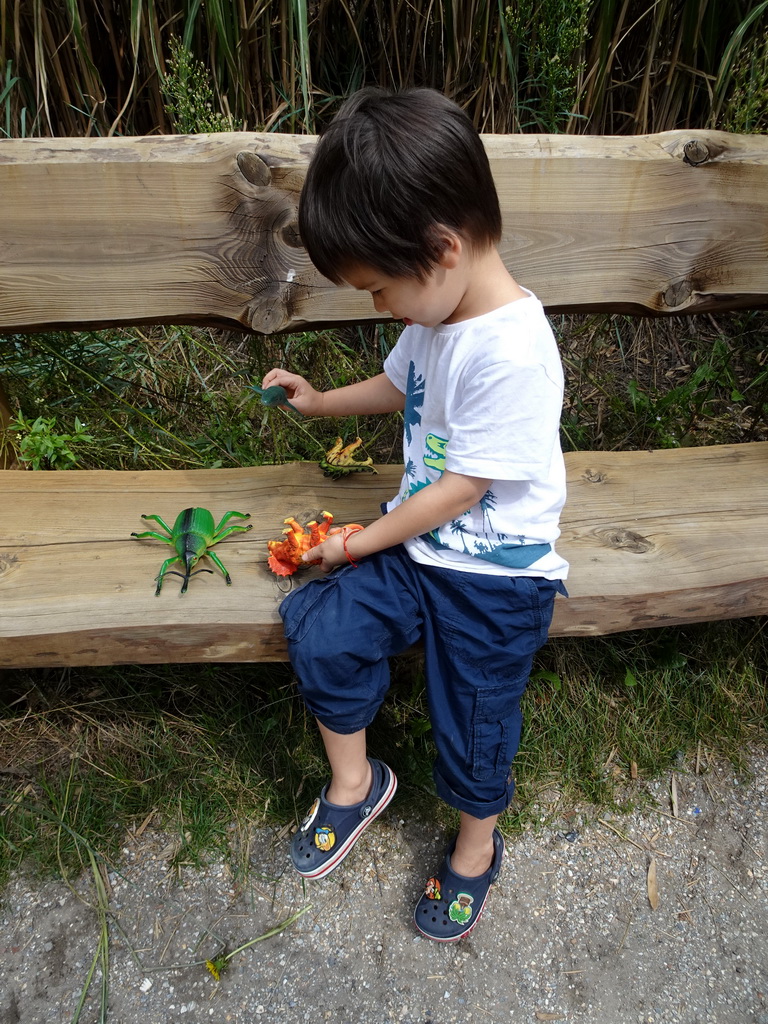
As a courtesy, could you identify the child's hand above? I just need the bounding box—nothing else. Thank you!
[302,532,347,572]
[261,369,324,417]
[303,524,365,572]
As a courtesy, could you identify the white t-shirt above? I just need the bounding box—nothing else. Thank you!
[383,290,568,579]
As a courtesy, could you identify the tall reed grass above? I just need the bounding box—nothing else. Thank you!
[1,0,766,138]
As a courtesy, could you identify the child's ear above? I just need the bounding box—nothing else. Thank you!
[426,223,463,269]
[435,229,463,269]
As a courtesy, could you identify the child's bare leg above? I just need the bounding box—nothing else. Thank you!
[317,721,372,805]
[451,811,500,877]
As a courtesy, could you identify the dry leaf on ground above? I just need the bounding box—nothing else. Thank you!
[648,856,659,910]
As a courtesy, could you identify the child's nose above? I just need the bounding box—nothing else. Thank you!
[372,293,388,314]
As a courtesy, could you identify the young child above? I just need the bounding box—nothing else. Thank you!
[263,87,568,942]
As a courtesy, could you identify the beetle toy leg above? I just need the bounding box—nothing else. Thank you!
[153,554,185,596]
[136,513,175,535]
[211,524,253,546]
[205,551,235,585]
[212,511,252,535]
[131,529,176,544]
[209,511,252,549]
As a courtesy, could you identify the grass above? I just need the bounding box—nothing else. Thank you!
[556,310,768,452]
[0,663,286,885]
[513,619,768,809]
[0,323,401,471]
[2,312,766,473]
[1,617,765,891]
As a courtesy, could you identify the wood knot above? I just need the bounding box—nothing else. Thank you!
[683,139,711,166]
[281,222,303,249]
[594,528,653,554]
[218,159,309,333]
[582,468,607,484]
[0,553,19,576]
[237,151,272,186]
[663,279,693,309]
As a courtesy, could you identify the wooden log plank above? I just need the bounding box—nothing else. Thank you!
[560,443,768,634]
[0,464,392,667]
[1,130,767,335]
[1,442,766,667]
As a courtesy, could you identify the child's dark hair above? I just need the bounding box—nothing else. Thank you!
[298,88,502,284]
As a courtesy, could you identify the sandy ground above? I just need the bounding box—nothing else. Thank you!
[2,751,767,1024]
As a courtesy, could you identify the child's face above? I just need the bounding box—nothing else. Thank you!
[342,260,465,329]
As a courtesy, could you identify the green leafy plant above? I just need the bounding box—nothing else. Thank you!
[162,36,237,134]
[0,59,25,138]
[506,0,590,131]
[11,412,94,469]
[721,15,768,132]
[626,340,745,449]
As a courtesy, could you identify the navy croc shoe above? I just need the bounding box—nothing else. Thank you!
[413,827,505,941]
[290,758,397,880]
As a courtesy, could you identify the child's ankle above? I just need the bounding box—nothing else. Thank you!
[450,836,495,878]
[326,761,372,806]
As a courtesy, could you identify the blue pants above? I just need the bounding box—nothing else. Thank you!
[279,546,564,818]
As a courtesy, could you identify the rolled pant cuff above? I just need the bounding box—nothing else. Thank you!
[433,767,515,818]
[314,714,375,737]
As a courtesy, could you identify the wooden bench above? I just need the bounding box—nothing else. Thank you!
[1,130,767,668]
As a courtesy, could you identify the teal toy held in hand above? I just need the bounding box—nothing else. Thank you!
[249,384,302,414]
[132,507,252,595]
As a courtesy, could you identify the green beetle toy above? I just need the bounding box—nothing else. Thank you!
[132,507,252,596]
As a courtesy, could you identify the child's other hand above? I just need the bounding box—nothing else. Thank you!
[261,369,324,417]
[302,533,346,572]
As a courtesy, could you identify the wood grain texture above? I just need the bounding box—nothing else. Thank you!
[1,130,767,335]
[1,442,766,667]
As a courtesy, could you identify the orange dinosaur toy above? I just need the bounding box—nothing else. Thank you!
[267,511,363,576]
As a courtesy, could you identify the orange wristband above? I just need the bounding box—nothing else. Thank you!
[342,525,363,567]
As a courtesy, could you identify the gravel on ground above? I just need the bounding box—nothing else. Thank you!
[2,751,767,1024]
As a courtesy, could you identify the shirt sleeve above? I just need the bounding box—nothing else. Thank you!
[382,329,412,393]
